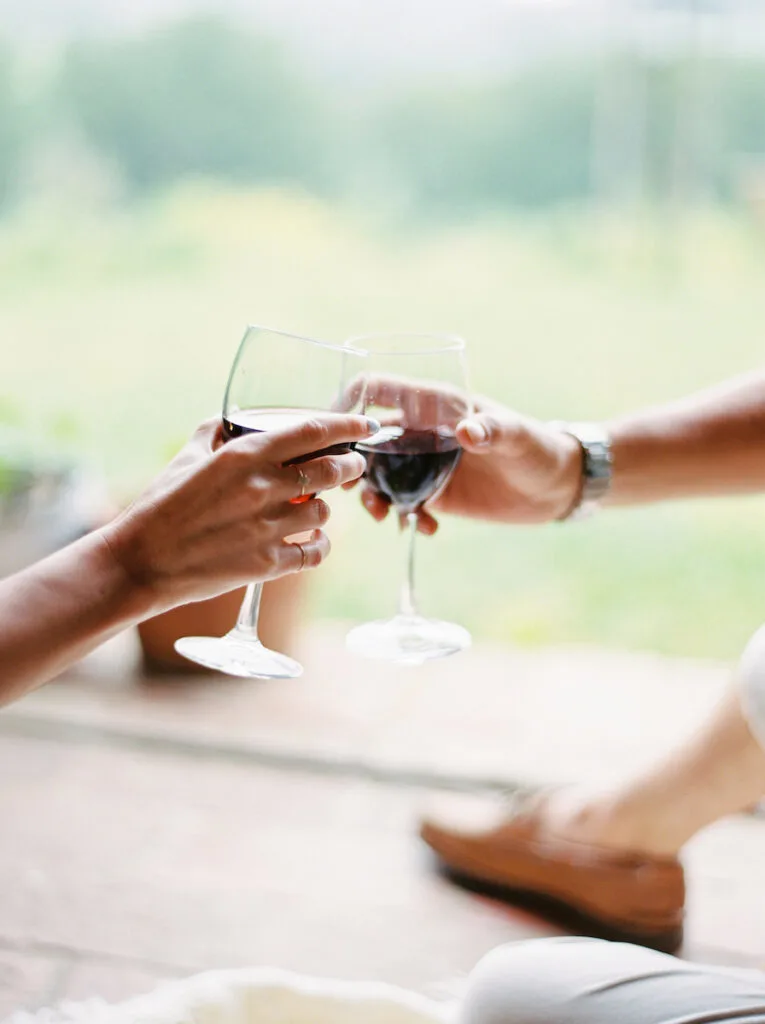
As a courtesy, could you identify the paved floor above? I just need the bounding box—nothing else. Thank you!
[1,626,763,1017]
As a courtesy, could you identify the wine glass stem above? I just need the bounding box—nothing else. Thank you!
[398,512,419,619]
[233,582,263,640]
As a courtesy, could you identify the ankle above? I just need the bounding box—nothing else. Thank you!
[544,789,685,859]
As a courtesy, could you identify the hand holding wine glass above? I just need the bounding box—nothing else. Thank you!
[105,412,373,610]
[359,395,582,534]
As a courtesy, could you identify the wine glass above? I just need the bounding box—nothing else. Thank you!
[174,325,365,679]
[345,333,472,664]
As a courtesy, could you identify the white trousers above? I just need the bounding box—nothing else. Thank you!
[462,938,765,1024]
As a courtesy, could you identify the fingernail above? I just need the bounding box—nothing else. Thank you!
[464,421,488,446]
[364,417,381,434]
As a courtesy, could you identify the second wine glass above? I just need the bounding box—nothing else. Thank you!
[345,333,472,664]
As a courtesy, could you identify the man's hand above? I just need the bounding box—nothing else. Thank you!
[359,397,582,533]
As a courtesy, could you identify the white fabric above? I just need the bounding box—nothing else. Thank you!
[5,967,451,1024]
[462,938,765,1024]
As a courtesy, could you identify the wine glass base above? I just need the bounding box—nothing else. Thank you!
[174,634,303,679]
[345,614,471,665]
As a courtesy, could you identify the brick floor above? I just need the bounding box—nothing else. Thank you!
[0,735,555,1015]
[1,627,763,1016]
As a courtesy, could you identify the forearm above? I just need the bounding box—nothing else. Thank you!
[0,531,153,706]
[604,370,765,506]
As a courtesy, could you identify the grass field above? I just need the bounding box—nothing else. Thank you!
[3,184,765,659]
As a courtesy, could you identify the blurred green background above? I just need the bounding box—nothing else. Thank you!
[3,1,765,659]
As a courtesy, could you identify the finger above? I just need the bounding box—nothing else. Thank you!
[274,497,331,536]
[359,488,436,533]
[416,509,439,536]
[363,375,470,429]
[332,372,367,413]
[277,529,331,574]
[261,413,380,465]
[277,451,366,499]
[362,374,465,412]
[361,486,391,522]
[455,413,518,452]
[189,416,224,452]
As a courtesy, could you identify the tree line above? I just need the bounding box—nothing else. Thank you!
[1,15,765,214]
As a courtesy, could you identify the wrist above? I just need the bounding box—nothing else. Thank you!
[96,521,166,621]
[548,430,584,520]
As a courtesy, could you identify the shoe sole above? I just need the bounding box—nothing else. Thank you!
[438,862,684,955]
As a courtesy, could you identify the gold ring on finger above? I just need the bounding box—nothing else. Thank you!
[294,541,307,572]
[294,464,310,499]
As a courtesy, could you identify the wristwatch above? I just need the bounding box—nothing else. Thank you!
[548,421,613,521]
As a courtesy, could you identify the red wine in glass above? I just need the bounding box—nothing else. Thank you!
[357,426,462,512]
[223,407,357,503]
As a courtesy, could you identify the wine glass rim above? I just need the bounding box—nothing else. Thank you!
[344,332,466,355]
[244,324,365,357]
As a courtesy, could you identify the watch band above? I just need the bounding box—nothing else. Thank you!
[548,421,613,521]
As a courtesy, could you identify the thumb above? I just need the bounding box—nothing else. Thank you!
[192,415,225,452]
[456,413,502,453]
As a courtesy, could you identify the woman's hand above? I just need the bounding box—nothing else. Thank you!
[101,413,376,610]
[359,396,582,534]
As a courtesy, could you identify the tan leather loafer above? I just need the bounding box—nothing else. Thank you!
[420,792,685,954]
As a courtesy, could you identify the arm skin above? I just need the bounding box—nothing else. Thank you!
[0,533,151,706]
[604,370,765,507]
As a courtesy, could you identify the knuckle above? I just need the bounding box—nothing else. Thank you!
[300,417,330,447]
[345,453,366,478]
[480,414,500,440]
[259,506,282,530]
[260,545,279,574]
[319,458,340,488]
[218,441,251,470]
[309,536,330,566]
